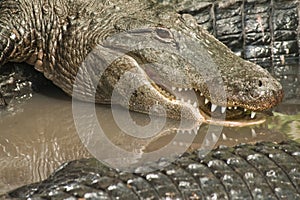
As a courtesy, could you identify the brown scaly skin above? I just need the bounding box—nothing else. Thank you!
[0,0,283,126]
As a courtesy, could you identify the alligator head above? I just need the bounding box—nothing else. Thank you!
[0,1,283,127]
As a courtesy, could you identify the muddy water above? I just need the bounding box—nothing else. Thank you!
[0,86,299,194]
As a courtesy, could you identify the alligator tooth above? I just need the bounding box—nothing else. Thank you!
[212,132,218,142]
[234,107,238,109]
[205,98,209,104]
[204,138,210,146]
[172,87,176,91]
[244,108,247,112]
[222,133,228,140]
[200,93,203,96]
[178,88,183,92]
[181,98,185,103]
[251,129,257,137]
[221,107,226,113]
[193,127,198,134]
[187,99,191,104]
[251,111,256,119]
[211,104,217,112]
[228,107,232,109]
[185,88,188,91]
[188,130,192,134]
[193,102,197,108]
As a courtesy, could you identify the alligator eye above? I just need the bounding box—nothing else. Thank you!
[155,28,174,42]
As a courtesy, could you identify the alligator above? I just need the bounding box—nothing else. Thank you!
[0,0,286,127]
[0,0,299,199]
[4,140,300,199]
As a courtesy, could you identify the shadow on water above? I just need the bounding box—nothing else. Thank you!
[0,83,299,194]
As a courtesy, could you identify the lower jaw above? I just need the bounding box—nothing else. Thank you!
[199,110,266,127]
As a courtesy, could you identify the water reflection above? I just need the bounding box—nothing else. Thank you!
[0,86,298,194]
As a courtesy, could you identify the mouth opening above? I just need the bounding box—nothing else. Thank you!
[147,77,259,122]
[143,66,261,123]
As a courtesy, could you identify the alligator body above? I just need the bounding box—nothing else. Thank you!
[4,140,300,199]
[0,0,284,126]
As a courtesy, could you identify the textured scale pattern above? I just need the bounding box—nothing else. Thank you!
[5,140,300,199]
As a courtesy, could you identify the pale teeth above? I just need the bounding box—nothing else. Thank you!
[228,107,232,109]
[205,98,209,104]
[251,129,257,137]
[212,132,218,142]
[204,138,210,146]
[178,88,182,92]
[185,88,188,91]
[234,107,238,109]
[193,102,197,108]
[211,104,217,112]
[200,93,203,96]
[222,133,228,140]
[193,127,199,133]
[172,87,176,91]
[251,111,256,119]
[221,107,226,113]
[244,108,247,112]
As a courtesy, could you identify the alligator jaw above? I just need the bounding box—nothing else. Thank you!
[149,82,270,127]
[126,61,268,127]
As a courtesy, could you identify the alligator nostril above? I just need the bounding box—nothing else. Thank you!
[258,80,263,87]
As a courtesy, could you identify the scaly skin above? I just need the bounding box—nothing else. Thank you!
[0,0,283,126]
[5,140,300,199]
